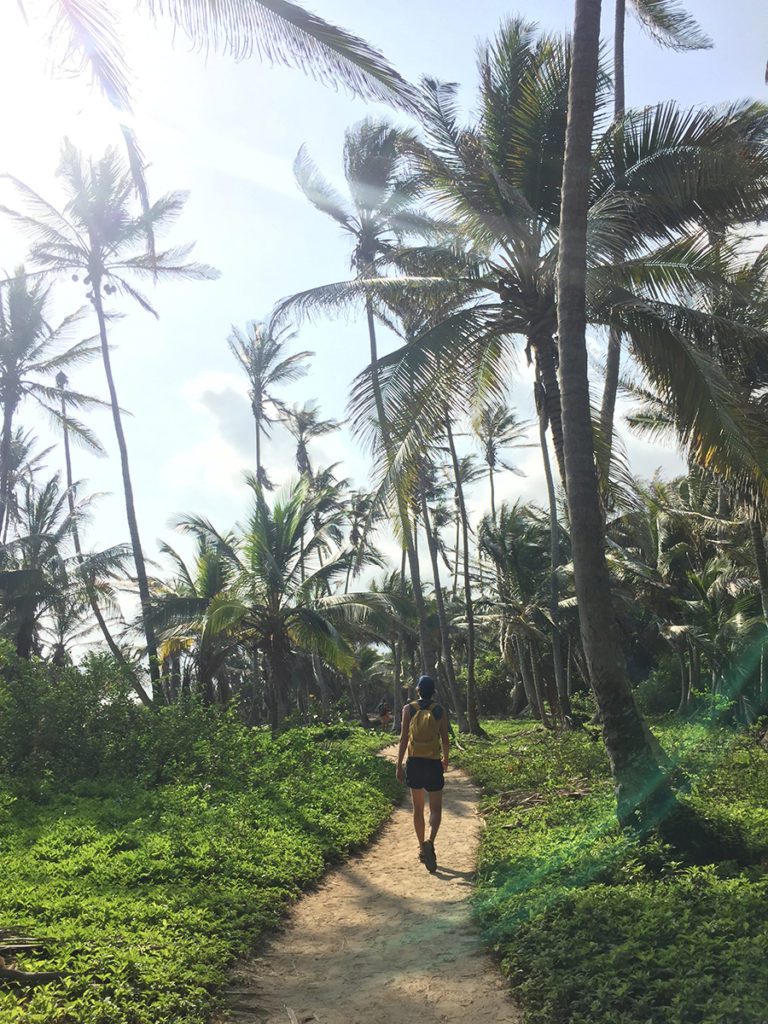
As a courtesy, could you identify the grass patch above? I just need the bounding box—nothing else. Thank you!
[0,724,397,1024]
[455,719,768,1024]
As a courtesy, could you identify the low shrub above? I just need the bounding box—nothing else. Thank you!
[0,650,398,1023]
[455,719,768,1024]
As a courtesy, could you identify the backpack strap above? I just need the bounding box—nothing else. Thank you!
[411,700,443,719]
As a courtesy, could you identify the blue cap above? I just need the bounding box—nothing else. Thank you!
[417,675,435,697]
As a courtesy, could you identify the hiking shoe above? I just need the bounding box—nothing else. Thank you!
[422,840,437,873]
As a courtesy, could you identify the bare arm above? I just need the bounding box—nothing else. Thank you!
[396,705,411,782]
[440,712,450,770]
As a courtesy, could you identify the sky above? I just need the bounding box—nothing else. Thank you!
[1,0,767,584]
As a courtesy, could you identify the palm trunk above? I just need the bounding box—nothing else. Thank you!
[537,377,572,725]
[255,419,262,485]
[750,517,768,622]
[749,516,768,709]
[489,464,496,522]
[516,635,541,719]
[445,412,483,735]
[312,652,330,717]
[598,0,626,463]
[365,295,434,674]
[266,635,291,730]
[0,395,16,537]
[557,0,674,829]
[92,284,160,699]
[530,645,551,728]
[533,334,567,487]
[59,385,152,708]
[452,511,460,599]
[419,475,469,732]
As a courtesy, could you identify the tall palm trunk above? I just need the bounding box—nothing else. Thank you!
[750,516,768,622]
[750,516,768,709]
[452,510,461,598]
[0,394,17,537]
[444,413,483,735]
[557,0,674,829]
[419,474,469,732]
[515,634,541,719]
[536,376,572,725]
[393,545,407,728]
[255,418,262,484]
[365,295,434,674]
[92,282,161,699]
[58,381,152,707]
[489,464,496,521]
[533,334,567,486]
[599,0,626,465]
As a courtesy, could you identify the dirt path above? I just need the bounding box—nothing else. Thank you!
[216,750,519,1024]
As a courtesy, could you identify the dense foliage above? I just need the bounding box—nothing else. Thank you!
[0,649,397,1024]
[456,721,768,1024]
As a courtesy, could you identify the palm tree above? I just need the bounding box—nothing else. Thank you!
[182,478,380,728]
[227,317,312,488]
[0,271,101,536]
[344,489,385,593]
[600,0,711,463]
[413,455,468,732]
[1,140,218,695]
[284,402,340,478]
[288,118,443,676]
[56,370,152,707]
[152,532,239,705]
[0,474,130,660]
[479,501,558,723]
[348,22,768,502]
[472,403,531,521]
[558,0,676,829]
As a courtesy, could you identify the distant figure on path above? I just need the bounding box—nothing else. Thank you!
[376,699,392,730]
[395,675,449,873]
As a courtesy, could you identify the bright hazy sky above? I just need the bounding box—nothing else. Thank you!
[1,0,767,577]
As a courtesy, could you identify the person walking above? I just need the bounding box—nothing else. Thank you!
[395,675,449,873]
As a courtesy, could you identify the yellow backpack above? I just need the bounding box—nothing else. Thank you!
[407,700,442,759]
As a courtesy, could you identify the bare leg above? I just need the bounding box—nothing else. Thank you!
[410,787,426,849]
[427,790,443,843]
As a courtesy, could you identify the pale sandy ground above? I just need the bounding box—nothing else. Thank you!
[215,748,519,1024]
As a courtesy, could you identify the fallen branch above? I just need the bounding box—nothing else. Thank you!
[0,966,65,986]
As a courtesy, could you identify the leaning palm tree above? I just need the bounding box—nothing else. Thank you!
[0,140,218,694]
[558,0,677,829]
[0,271,102,536]
[227,317,312,488]
[55,371,151,706]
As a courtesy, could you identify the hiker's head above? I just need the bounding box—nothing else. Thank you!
[417,675,435,699]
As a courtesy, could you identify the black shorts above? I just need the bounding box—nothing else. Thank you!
[405,757,444,792]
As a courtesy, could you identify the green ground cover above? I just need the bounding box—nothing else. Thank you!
[0,714,397,1024]
[455,720,768,1024]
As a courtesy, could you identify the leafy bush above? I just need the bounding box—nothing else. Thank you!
[634,657,681,715]
[0,650,398,1023]
[455,720,768,1024]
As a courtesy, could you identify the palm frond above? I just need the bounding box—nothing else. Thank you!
[50,0,132,109]
[629,0,713,51]
[145,0,419,110]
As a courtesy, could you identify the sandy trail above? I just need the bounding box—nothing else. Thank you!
[216,749,519,1024]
